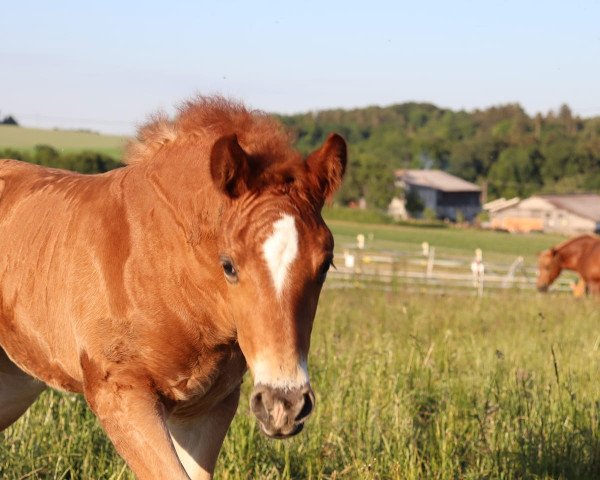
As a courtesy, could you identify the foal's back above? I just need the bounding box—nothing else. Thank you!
[579,236,600,282]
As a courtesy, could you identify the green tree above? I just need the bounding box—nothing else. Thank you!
[63,151,122,174]
[33,145,60,167]
[487,147,542,198]
[279,100,600,204]
[405,189,424,217]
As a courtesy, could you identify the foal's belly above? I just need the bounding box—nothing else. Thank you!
[0,327,83,393]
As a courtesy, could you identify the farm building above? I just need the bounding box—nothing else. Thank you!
[390,169,481,221]
[487,194,600,234]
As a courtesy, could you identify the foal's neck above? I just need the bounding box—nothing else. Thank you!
[559,236,595,270]
[130,150,227,243]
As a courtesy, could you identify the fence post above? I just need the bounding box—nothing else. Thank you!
[502,256,524,288]
[470,248,484,296]
[357,234,365,250]
[426,247,435,279]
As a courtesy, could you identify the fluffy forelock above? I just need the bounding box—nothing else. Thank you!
[124,95,297,166]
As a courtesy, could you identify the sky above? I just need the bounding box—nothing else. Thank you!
[2,0,600,134]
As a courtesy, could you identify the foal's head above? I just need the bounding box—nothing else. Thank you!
[537,248,562,292]
[210,132,346,438]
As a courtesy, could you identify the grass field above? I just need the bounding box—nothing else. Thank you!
[0,186,588,478]
[1,288,599,479]
[0,125,128,159]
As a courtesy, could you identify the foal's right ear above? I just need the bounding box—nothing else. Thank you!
[210,134,250,198]
[306,133,347,204]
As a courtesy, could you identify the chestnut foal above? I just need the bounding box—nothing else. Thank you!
[0,97,346,479]
[537,234,600,295]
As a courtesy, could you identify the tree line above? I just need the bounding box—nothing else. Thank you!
[3,103,600,210]
[280,103,600,209]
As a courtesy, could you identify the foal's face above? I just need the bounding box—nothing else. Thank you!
[537,249,561,292]
[219,200,333,437]
[210,132,346,438]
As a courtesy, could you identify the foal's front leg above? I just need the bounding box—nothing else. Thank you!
[168,386,241,480]
[81,357,190,480]
[587,279,600,296]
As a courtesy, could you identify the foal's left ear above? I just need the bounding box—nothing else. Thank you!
[306,133,347,203]
[210,134,250,198]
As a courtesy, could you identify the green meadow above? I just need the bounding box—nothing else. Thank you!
[2,287,599,479]
[324,217,566,265]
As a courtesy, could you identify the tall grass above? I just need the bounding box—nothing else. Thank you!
[2,289,600,479]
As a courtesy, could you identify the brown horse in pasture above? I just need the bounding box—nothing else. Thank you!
[0,97,346,479]
[537,234,600,295]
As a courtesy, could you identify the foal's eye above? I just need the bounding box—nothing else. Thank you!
[317,258,333,283]
[220,256,238,283]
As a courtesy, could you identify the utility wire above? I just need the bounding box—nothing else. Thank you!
[6,114,135,127]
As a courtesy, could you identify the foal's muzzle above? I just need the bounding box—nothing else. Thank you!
[250,384,315,439]
[537,284,549,293]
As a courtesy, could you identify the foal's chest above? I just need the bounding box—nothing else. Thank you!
[165,344,248,417]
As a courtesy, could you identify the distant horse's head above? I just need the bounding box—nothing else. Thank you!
[537,248,562,292]
[210,131,346,438]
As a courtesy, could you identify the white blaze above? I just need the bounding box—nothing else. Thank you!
[257,215,307,389]
[262,214,298,296]
[252,358,309,389]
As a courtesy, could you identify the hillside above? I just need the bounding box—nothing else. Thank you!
[0,124,127,159]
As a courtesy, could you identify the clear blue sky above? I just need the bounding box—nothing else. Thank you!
[2,0,599,134]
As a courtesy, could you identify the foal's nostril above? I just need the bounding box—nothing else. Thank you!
[295,391,314,422]
[250,390,270,425]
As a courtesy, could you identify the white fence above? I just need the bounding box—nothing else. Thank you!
[326,246,575,296]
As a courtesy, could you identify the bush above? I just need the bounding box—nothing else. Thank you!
[423,207,437,221]
[33,144,60,166]
[476,210,490,223]
[0,148,30,161]
[405,189,425,217]
[1,146,122,174]
[62,151,122,174]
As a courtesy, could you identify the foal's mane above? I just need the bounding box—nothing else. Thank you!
[125,96,298,169]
